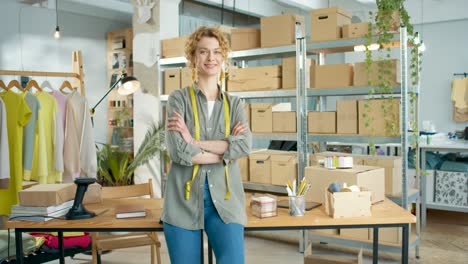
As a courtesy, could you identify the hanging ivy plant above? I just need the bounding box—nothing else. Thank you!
[363,0,422,158]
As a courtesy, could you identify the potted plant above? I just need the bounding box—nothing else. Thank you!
[97,122,165,186]
[362,0,422,155]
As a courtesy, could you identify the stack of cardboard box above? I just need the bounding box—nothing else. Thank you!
[227,66,282,92]
[249,150,297,186]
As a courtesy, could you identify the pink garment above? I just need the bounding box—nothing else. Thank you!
[50,90,67,131]
[30,232,91,249]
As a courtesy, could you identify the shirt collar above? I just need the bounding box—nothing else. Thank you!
[192,83,225,100]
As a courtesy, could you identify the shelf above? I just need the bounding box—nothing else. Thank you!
[310,229,419,253]
[253,133,297,141]
[307,34,400,54]
[159,86,403,102]
[160,45,298,66]
[426,202,468,213]
[243,182,287,194]
[308,135,402,144]
[387,188,420,205]
[109,126,133,129]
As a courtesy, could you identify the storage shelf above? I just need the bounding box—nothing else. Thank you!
[253,133,297,141]
[308,135,402,144]
[229,89,297,99]
[426,202,468,213]
[387,188,420,205]
[307,34,400,54]
[243,182,288,194]
[230,45,297,60]
[310,230,419,253]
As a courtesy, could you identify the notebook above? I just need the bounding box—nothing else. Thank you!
[115,204,147,219]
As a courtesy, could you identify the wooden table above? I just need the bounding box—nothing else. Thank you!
[6,198,415,264]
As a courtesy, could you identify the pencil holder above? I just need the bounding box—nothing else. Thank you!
[289,195,305,216]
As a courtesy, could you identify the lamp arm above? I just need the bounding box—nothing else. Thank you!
[90,74,126,116]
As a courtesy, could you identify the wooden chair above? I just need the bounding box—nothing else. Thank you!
[91,179,162,264]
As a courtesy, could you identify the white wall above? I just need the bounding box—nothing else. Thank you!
[0,0,130,144]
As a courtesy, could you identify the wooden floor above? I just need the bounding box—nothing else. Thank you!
[44,209,467,264]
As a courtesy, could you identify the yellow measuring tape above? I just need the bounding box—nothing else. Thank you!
[185,84,231,201]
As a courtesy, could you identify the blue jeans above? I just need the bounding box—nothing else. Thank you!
[163,179,244,264]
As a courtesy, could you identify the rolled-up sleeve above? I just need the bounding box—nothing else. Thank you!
[166,90,202,166]
[223,99,252,163]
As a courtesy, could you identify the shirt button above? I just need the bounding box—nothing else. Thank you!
[207,170,211,173]
[213,200,216,203]
[209,184,213,188]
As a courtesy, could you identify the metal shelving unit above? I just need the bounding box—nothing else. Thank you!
[157,28,421,257]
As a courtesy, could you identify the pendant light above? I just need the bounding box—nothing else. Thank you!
[54,0,60,39]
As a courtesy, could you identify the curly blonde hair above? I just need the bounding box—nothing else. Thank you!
[184,26,230,82]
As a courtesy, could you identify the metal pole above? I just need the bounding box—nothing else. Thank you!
[296,22,308,254]
[400,27,409,209]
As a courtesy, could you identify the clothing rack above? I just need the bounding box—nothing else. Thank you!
[453,72,468,77]
[0,50,85,95]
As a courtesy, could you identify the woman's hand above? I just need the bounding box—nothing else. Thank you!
[231,121,248,136]
[167,111,192,144]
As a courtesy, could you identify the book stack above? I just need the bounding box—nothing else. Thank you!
[9,200,74,222]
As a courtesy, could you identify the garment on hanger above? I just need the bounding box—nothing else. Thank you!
[31,92,64,184]
[22,92,41,181]
[0,90,31,215]
[0,97,10,190]
[50,90,67,131]
[63,91,97,182]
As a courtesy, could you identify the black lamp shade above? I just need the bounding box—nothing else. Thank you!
[118,76,140,95]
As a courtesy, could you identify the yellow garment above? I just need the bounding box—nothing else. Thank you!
[31,92,62,183]
[0,90,31,215]
[451,78,468,109]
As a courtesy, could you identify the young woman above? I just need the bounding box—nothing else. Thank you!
[161,26,252,264]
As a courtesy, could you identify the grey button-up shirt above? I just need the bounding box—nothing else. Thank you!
[161,85,252,230]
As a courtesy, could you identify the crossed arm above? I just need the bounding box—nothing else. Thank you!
[167,111,248,164]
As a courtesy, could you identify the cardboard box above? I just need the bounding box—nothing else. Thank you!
[310,152,403,196]
[227,78,282,92]
[19,183,76,206]
[337,100,358,134]
[251,103,273,133]
[308,112,336,134]
[304,165,385,204]
[238,156,249,182]
[164,68,181,95]
[310,7,352,42]
[180,67,192,88]
[304,243,363,264]
[358,99,400,136]
[83,183,102,205]
[161,36,188,58]
[231,28,260,51]
[325,188,372,218]
[354,59,401,87]
[354,156,402,196]
[342,22,371,39]
[273,112,296,133]
[311,63,353,88]
[261,14,305,48]
[340,228,370,241]
[249,152,272,184]
[271,153,297,186]
[228,66,282,92]
[282,57,314,89]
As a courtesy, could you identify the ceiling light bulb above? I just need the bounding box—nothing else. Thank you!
[54,26,60,39]
[353,45,366,52]
[368,43,380,50]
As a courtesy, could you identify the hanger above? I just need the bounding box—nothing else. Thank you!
[0,80,7,91]
[7,80,24,92]
[40,80,54,92]
[25,80,42,93]
[59,80,75,93]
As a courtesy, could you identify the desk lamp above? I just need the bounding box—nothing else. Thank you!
[90,73,141,125]
[65,178,97,220]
